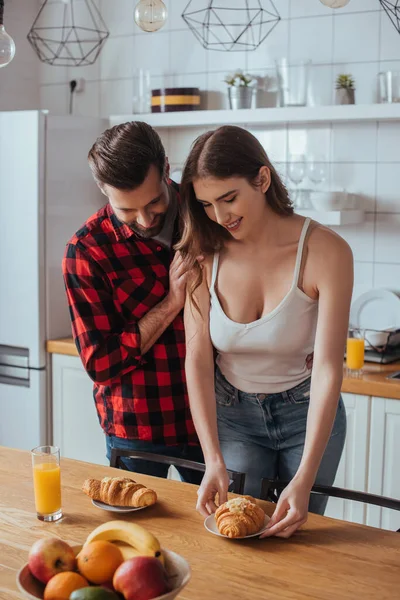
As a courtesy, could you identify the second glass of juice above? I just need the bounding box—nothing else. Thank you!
[31,445,62,522]
[346,328,365,377]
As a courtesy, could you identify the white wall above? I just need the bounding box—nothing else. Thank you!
[38,0,400,300]
[0,0,40,110]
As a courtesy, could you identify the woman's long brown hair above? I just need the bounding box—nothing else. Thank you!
[176,125,294,309]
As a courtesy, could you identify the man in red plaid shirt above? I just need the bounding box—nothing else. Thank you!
[62,121,203,481]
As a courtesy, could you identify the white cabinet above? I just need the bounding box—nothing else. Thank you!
[51,353,108,466]
[324,393,370,524]
[367,397,400,531]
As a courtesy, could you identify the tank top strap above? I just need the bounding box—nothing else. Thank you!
[210,252,220,292]
[293,218,311,287]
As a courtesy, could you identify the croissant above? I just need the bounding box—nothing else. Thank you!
[215,496,265,538]
[82,477,157,507]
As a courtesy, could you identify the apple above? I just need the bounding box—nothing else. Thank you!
[28,537,77,584]
[113,556,169,600]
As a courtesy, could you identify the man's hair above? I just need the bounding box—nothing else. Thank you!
[88,121,166,190]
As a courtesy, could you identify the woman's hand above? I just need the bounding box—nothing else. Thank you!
[260,478,311,538]
[196,462,230,517]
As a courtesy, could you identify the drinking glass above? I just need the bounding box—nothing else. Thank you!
[276,59,310,107]
[346,328,365,378]
[31,446,62,522]
[378,71,400,104]
[288,154,306,207]
[133,68,151,113]
[308,159,327,189]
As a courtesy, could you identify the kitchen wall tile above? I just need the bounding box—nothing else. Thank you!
[337,0,380,13]
[373,263,400,293]
[206,72,230,110]
[274,0,290,20]
[246,19,289,71]
[169,0,190,31]
[376,164,400,213]
[379,8,400,62]
[170,30,207,74]
[375,214,400,264]
[288,126,307,156]
[330,163,377,212]
[331,122,377,163]
[333,12,380,64]
[40,84,69,115]
[101,0,135,36]
[68,58,101,84]
[331,62,380,105]
[290,1,333,18]
[100,36,135,80]
[100,79,134,117]
[289,16,333,64]
[331,213,375,263]
[169,127,209,165]
[353,261,374,302]
[247,127,287,163]
[377,122,400,163]
[72,81,100,118]
[40,62,69,86]
[308,64,334,106]
[133,32,170,75]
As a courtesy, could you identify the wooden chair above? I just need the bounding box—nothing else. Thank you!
[110,448,246,494]
[260,478,400,531]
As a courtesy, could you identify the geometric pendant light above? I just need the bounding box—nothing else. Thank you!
[27,0,109,66]
[182,0,281,52]
[379,0,400,35]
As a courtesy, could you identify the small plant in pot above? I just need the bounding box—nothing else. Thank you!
[225,70,255,110]
[335,73,355,105]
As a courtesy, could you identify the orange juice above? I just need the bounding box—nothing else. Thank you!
[346,337,365,370]
[33,463,61,515]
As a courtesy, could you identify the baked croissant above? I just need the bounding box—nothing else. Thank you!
[215,496,265,538]
[82,477,157,507]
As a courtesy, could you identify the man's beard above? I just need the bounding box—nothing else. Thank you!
[129,213,166,239]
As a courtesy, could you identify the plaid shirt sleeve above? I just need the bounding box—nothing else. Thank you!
[62,242,143,385]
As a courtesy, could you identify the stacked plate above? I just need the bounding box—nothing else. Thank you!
[350,290,400,347]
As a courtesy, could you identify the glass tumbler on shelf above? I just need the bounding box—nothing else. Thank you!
[308,159,327,190]
[276,58,311,107]
[378,71,400,104]
[31,445,62,522]
[346,328,365,378]
[133,68,152,114]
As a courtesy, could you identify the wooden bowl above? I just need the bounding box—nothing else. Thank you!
[17,545,191,600]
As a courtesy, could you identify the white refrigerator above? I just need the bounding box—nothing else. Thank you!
[0,110,108,450]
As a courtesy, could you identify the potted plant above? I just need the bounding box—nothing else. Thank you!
[335,73,355,105]
[224,70,255,109]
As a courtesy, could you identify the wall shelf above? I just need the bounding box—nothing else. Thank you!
[296,209,364,226]
[110,104,400,129]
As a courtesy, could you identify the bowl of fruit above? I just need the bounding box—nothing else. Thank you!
[17,520,191,600]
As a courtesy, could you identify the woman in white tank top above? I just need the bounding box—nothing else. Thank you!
[177,126,353,538]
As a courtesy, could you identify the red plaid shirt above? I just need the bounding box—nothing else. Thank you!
[62,184,198,446]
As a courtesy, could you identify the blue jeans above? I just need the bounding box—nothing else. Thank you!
[215,367,346,515]
[106,436,204,485]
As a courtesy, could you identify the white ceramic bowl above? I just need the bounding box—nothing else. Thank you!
[17,545,191,600]
[310,191,348,211]
[364,330,390,348]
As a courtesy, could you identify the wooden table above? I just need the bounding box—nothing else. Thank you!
[1,447,399,600]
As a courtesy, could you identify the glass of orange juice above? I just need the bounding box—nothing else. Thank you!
[31,446,62,522]
[346,328,365,377]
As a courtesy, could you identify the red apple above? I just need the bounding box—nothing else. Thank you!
[28,537,77,584]
[113,556,169,600]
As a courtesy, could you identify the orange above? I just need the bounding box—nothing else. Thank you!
[43,571,88,600]
[77,540,123,584]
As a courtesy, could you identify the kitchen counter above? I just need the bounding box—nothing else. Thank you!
[47,338,400,400]
[1,446,400,600]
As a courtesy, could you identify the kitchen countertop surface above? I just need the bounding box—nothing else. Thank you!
[47,338,400,401]
[1,446,400,600]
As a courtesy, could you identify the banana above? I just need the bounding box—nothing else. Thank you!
[113,542,143,561]
[84,520,164,564]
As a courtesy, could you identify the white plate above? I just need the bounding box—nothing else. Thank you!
[350,289,400,331]
[91,499,148,513]
[204,513,270,539]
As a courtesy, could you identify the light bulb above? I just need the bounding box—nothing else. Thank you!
[319,0,350,7]
[134,0,167,33]
[0,24,15,67]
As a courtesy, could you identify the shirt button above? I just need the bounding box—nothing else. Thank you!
[156,246,162,251]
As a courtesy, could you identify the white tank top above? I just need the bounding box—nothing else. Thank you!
[209,218,318,394]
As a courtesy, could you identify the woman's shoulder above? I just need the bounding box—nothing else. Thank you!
[308,220,352,259]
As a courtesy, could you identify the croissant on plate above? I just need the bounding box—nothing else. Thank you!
[215,496,265,538]
[82,476,157,507]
